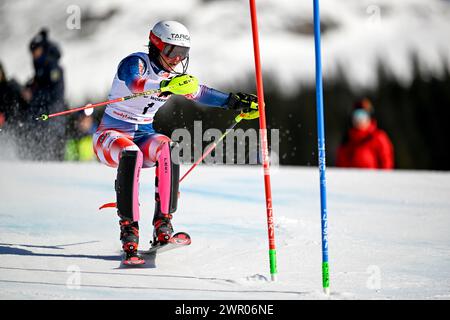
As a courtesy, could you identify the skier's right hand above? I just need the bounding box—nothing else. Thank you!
[160,74,199,95]
[227,92,258,111]
[227,92,259,120]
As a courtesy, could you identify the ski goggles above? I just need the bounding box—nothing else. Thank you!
[162,44,190,60]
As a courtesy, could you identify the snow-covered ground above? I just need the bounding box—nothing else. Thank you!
[0,160,449,300]
[1,0,450,104]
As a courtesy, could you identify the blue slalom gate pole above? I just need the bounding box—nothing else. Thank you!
[313,0,330,295]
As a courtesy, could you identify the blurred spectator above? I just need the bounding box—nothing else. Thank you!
[64,112,97,161]
[22,28,66,161]
[336,98,394,169]
[0,61,28,131]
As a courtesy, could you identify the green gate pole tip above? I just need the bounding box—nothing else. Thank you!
[322,262,330,295]
[269,249,277,281]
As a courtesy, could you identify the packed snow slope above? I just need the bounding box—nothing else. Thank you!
[0,161,449,300]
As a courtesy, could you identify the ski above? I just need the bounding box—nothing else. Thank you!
[141,232,191,255]
[121,253,145,266]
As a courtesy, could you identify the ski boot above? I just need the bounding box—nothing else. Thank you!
[120,218,144,265]
[150,139,179,246]
[152,213,174,245]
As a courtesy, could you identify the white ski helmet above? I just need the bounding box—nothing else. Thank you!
[150,20,190,48]
[149,20,191,73]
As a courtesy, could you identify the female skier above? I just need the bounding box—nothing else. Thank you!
[93,20,259,264]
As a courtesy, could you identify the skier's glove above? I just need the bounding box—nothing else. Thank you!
[228,92,259,120]
[160,74,199,95]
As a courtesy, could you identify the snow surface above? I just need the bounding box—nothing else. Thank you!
[0,160,449,300]
[1,0,450,104]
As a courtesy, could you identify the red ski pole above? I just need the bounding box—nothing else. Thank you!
[99,114,245,211]
[35,87,164,121]
[249,0,278,281]
[36,75,198,121]
[179,114,243,183]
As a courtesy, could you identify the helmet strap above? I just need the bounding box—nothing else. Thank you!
[148,41,189,75]
[158,53,189,75]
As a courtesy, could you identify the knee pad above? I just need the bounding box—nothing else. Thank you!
[115,150,143,221]
[156,141,180,214]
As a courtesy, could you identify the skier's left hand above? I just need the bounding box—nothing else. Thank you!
[228,92,259,120]
[160,74,199,95]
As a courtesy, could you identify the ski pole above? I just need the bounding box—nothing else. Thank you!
[249,0,278,282]
[99,114,244,211]
[35,87,164,121]
[34,74,199,121]
[179,114,243,183]
[313,0,331,296]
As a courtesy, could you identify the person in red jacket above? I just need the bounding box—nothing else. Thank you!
[336,99,394,169]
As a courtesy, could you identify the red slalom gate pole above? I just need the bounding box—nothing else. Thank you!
[249,0,278,281]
